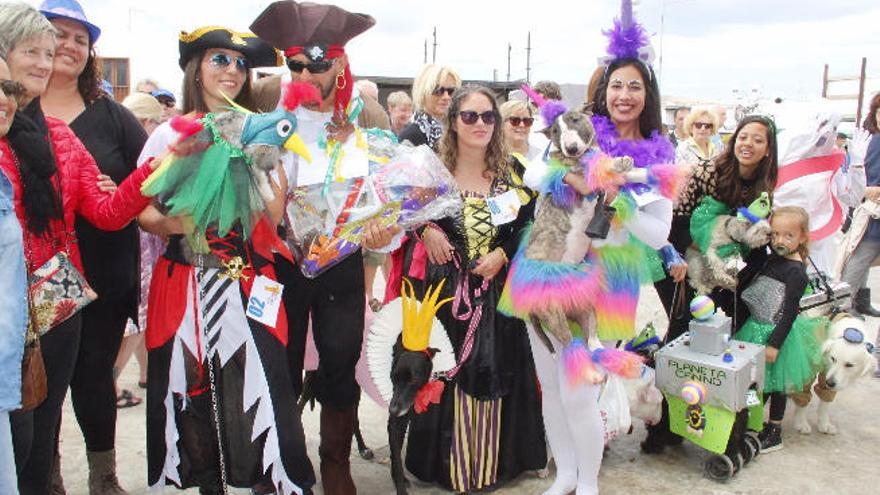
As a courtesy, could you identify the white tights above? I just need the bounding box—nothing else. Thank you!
[528,324,603,495]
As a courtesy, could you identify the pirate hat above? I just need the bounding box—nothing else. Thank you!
[178,26,283,70]
[249,1,375,53]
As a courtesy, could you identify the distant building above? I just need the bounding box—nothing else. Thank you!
[100,56,131,102]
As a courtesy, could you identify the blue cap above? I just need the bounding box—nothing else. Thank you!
[150,89,175,102]
[40,0,101,43]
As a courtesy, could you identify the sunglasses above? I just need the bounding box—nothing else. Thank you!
[209,53,249,72]
[0,79,26,101]
[693,122,714,130]
[432,86,456,97]
[286,58,336,74]
[458,110,496,125]
[507,116,534,127]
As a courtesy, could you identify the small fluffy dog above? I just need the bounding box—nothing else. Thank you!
[686,216,772,295]
[791,313,875,435]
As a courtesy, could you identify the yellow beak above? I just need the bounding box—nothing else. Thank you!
[284,133,311,163]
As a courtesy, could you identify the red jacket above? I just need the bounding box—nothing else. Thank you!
[0,116,153,274]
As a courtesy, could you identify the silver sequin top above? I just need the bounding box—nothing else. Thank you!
[741,274,787,324]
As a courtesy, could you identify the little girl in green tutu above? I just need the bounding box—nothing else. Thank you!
[734,205,825,453]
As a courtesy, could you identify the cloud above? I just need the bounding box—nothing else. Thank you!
[27,0,879,107]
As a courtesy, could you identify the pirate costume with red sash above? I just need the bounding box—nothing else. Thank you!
[142,26,314,495]
[250,2,383,493]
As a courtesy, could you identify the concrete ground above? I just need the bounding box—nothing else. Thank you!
[57,269,880,494]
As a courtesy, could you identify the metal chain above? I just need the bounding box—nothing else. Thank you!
[198,267,229,494]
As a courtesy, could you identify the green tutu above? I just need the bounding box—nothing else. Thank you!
[734,315,827,394]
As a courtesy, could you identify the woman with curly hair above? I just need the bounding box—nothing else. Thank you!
[398,85,546,492]
[38,0,149,492]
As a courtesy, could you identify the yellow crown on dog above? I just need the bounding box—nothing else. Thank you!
[400,279,453,352]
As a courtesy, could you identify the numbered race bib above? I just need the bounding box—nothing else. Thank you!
[246,275,285,328]
[487,189,520,226]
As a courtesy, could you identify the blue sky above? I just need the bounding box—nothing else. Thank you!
[29,0,880,109]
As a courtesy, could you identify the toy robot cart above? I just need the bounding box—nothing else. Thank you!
[655,310,766,481]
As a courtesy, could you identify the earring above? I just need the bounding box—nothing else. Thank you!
[335,71,346,90]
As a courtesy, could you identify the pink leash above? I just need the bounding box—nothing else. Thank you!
[443,250,489,380]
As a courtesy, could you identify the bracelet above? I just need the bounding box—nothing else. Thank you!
[495,247,509,265]
[416,222,439,242]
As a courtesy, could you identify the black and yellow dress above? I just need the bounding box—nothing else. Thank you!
[402,158,546,492]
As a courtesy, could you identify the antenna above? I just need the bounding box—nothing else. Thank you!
[432,27,437,63]
[507,43,512,82]
[526,31,532,84]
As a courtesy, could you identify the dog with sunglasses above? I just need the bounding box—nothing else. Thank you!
[790,312,876,435]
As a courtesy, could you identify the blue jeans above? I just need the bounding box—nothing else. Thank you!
[0,170,27,411]
[0,412,18,494]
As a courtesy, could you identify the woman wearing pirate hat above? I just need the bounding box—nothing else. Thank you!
[136,25,315,495]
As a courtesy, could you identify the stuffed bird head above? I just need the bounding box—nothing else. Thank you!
[234,82,321,172]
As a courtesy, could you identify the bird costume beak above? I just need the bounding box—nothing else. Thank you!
[284,133,311,162]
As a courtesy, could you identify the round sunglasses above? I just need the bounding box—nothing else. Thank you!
[507,116,534,127]
[458,110,496,125]
[208,53,249,72]
[286,58,336,74]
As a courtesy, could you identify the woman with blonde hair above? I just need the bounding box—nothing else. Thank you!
[499,99,541,161]
[398,64,461,150]
[675,105,721,167]
[121,92,162,135]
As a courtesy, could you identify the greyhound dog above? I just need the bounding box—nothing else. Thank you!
[365,283,456,495]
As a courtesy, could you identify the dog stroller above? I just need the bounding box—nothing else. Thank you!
[654,308,766,481]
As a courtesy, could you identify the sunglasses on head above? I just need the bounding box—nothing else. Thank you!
[694,122,713,130]
[209,52,249,72]
[458,110,496,125]
[0,79,26,101]
[507,116,534,127]
[432,86,456,97]
[286,58,336,74]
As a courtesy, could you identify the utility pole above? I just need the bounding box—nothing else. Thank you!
[432,27,437,63]
[493,69,498,82]
[424,39,427,64]
[525,32,532,84]
[857,57,867,126]
[507,43,511,82]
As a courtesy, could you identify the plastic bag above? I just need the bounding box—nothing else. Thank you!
[287,143,462,278]
[599,374,632,444]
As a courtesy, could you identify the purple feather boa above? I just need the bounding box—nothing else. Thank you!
[591,115,674,169]
[604,17,649,60]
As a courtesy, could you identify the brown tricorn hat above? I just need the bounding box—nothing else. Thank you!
[250,0,375,51]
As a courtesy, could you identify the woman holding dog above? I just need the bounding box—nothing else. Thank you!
[525,3,681,492]
[644,116,781,453]
[400,85,547,493]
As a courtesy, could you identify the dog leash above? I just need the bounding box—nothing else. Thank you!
[436,246,489,380]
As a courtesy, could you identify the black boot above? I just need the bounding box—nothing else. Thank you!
[855,288,880,317]
[758,423,783,453]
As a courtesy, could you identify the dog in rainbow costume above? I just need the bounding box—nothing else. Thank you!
[499,85,676,385]
[499,2,683,493]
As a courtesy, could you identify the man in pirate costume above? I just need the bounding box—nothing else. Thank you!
[250,2,400,493]
[139,27,316,495]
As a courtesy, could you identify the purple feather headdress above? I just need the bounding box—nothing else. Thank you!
[521,84,567,127]
[601,0,653,66]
